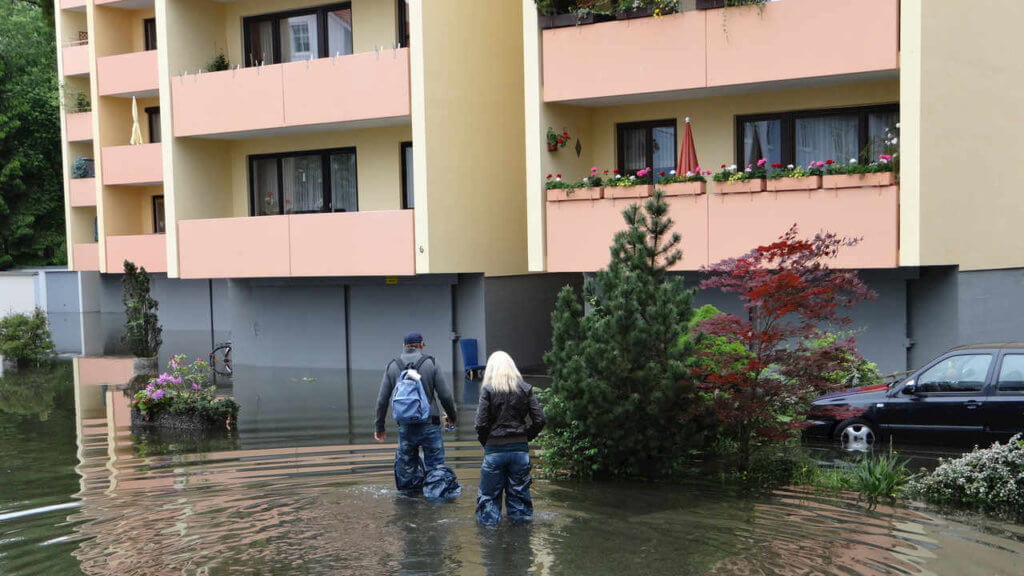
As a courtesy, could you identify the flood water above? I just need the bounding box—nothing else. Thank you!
[1,362,1023,575]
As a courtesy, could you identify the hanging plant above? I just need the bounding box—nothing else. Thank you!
[547,127,571,152]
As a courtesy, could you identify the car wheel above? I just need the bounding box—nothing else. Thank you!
[835,419,877,451]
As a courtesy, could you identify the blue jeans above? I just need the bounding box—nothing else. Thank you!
[476,451,533,525]
[395,423,446,493]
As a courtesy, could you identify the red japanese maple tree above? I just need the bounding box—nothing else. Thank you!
[694,225,876,468]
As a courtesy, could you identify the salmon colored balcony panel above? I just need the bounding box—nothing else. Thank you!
[708,186,898,269]
[546,195,709,272]
[177,216,291,279]
[171,66,286,137]
[66,111,93,142]
[69,178,96,207]
[62,43,90,77]
[289,210,415,277]
[72,243,99,271]
[101,143,162,185]
[282,49,411,127]
[705,0,898,88]
[542,13,705,102]
[97,51,159,97]
[77,357,134,387]
[105,234,167,273]
[60,0,87,10]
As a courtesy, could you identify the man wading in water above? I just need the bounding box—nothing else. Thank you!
[375,332,460,497]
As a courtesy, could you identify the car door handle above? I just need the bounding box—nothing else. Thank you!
[964,400,983,409]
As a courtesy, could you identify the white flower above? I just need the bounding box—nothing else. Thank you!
[614,174,621,179]
[787,164,794,169]
[555,177,561,181]
[744,168,752,173]
[849,158,858,164]
[891,137,898,145]
[629,175,636,180]
[669,170,676,175]
[685,171,694,177]
[729,164,737,171]
[895,122,900,129]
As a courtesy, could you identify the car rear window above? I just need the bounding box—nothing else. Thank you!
[917,354,992,393]
[997,354,1024,392]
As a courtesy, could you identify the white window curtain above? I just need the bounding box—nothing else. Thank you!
[743,120,782,167]
[252,158,279,216]
[620,127,647,173]
[330,152,358,212]
[795,115,858,166]
[868,110,899,158]
[652,126,675,175]
[282,156,323,214]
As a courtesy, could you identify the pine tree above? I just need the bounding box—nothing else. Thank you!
[542,190,698,479]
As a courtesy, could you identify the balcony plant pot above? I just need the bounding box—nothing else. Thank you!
[696,0,726,9]
[131,408,232,433]
[716,179,766,194]
[539,12,615,29]
[766,176,822,192]
[660,181,706,196]
[823,172,896,189]
[547,187,603,202]
[616,7,656,19]
[547,142,558,152]
[605,185,653,199]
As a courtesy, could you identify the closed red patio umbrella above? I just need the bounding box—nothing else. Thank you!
[677,117,700,174]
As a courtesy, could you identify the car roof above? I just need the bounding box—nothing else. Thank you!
[949,342,1024,351]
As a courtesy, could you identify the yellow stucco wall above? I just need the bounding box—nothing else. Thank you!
[416,0,528,276]
[92,6,154,57]
[102,185,163,236]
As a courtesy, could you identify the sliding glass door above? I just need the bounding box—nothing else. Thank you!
[250,148,357,216]
[244,3,353,67]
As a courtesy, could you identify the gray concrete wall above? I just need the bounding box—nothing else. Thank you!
[908,266,959,368]
[957,268,1024,345]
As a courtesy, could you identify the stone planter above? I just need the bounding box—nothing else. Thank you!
[766,176,822,192]
[547,187,603,202]
[605,185,653,199]
[823,172,896,189]
[716,179,766,194]
[131,408,233,432]
[133,356,158,377]
[659,181,706,196]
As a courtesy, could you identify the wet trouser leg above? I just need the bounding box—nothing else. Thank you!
[420,424,446,470]
[503,451,533,522]
[394,424,426,493]
[476,452,506,525]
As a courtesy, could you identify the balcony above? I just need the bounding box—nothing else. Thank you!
[62,42,90,77]
[97,51,159,97]
[105,234,167,273]
[546,184,898,271]
[72,243,99,271]
[177,210,415,279]
[541,0,898,103]
[69,178,96,207]
[66,111,93,142]
[172,49,411,138]
[101,143,162,185]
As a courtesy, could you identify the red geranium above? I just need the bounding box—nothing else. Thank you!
[825,159,835,165]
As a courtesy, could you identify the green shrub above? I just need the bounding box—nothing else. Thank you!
[206,53,229,72]
[0,308,56,366]
[121,260,162,358]
[132,354,239,427]
[908,435,1024,519]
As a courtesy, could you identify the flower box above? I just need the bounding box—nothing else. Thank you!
[823,172,896,189]
[605,185,653,199]
[716,179,766,194]
[616,7,656,19]
[538,13,615,29]
[766,176,822,192]
[547,187,603,202]
[659,182,706,197]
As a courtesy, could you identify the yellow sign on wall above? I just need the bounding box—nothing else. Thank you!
[385,276,398,285]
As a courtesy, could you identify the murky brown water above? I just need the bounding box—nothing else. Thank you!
[1,362,1022,575]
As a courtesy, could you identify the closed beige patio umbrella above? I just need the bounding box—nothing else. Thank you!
[129,96,143,145]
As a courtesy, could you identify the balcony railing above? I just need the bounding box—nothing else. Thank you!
[62,42,90,77]
[66,111,92,142]
[69,178,96,207]
[97,50,159,97]
[101,143,162,185]
[105,234,167,273]
[542,0,898,103]
[72,243,99,271]
[546,182,898,271]
[172,49,411,138]
[177,210,415,279]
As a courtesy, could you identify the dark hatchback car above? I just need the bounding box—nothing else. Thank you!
[805,343,1024,449]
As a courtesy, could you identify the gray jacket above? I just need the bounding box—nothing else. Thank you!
[375,348,457,433]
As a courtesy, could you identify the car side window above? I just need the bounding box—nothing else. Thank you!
[916,354,992,393]
[996,354,1024,393]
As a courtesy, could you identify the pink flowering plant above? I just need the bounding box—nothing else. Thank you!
[658,167,711,184]
[606,167,653,187]
[768,161,824,179]
[714,158,767,182]
[132,354,239,427]
[823,155,896,176]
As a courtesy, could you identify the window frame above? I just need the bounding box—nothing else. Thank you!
[734,103,898,169]
[615,119,677,176]
[145,106,160,144]
[144,17,157,51]
[152,195,165,234]
[400,141,413,209]
[396,0,410,48]
[242,2,352,67]
[247,146,358,216]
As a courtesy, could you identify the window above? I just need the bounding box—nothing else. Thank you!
[616,120,676,177]
[916,354,992,394]
[244,3,352,67]
[397,0,410,47]
[249,148,357,216]
[144,18,157,51]
[152,196,165,234]
[401,142,413,209]
[736,104,898,168]
[997,355,1024,392]
[145,106,160,144]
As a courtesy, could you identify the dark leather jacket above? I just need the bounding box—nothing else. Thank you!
[474,381,545,447]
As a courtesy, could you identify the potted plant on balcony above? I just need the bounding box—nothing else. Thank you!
[657,167,710,196]
[130,354,240,433]
[547,127,571,152]
[766,162,823,192]
[713,159,767,193]
[536,0,617,28]
[822,155,897,189]
[615,0,678,19]
[605,167,654,198]
[122,260,162,377]
[71,157,94,179]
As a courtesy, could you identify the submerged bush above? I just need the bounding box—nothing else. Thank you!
[847,452,913,506]
[0,308,56,366]
[909,435,1024,518]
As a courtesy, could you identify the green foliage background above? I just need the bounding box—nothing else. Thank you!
[0,1,65,269]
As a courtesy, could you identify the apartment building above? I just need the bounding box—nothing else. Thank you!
[524,0,1024,372]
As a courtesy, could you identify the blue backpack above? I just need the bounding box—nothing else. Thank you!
[391,356,432,424]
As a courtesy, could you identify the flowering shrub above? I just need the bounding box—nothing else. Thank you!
[658,167,711,184]
[607,167,653,187]
[908,435,1024,518]
[823,155,895,175]
[768,162,823,179]
[132,354,239,426]
[546,127,571,149]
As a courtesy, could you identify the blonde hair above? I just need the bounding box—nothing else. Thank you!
[482,351,522,394]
